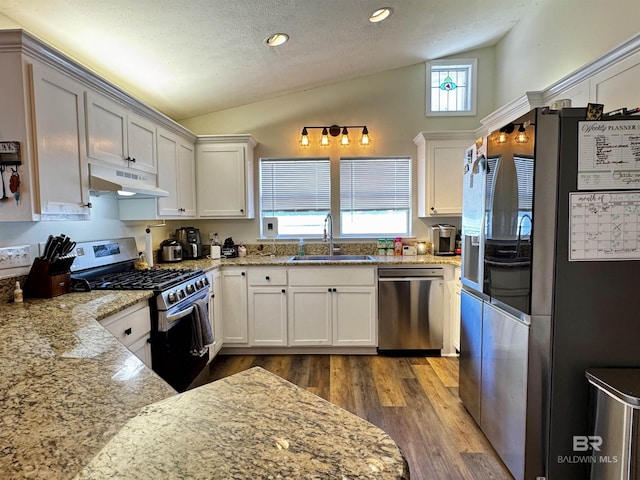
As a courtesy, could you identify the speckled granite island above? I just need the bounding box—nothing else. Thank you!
[76,367,409,479]
[1,286,408,479]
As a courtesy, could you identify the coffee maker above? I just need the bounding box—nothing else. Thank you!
[430,224,457,256]
[175,227,203,259]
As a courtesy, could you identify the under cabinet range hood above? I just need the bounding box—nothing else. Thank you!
[89,164,169,198]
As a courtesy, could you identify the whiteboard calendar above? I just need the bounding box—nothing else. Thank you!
[569,191,640,261]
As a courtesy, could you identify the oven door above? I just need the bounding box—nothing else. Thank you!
[152,289,210,392]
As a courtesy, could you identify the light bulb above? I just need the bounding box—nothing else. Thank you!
[515,125,529,144]
[497,131,508,144]
[300,127,309,147]
[320,127,330,146]
[360,126,370,146]
[340,127,350,146]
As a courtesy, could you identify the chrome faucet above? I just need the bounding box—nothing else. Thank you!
[324,213,334,255]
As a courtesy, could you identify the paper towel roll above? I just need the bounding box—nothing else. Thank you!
[145,229,154,267]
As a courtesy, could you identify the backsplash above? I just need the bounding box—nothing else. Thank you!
[0,275,28,304]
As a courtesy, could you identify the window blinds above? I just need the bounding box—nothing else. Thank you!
[260,158,330,212]
[340,157,411,212]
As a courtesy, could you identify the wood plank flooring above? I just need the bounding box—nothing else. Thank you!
[201,354,513,480]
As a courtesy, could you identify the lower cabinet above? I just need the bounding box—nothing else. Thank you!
[288,267,377,347]
[206,270,223,360]
[249,288,288,346]
[100,301,152,367]
[220,267,248,344]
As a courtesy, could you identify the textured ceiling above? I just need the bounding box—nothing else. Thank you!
[0,0,545,120]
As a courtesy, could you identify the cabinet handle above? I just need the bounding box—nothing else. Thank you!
[83,202,93,208]
[124,327,132,336]
[332,288,337,292]
[265,276,270,280]
[431,206,435,211]
[146,338,151,344]
[240,209,244,213]
[281,289,285,293]
[328,288,332,292]
[241,272,246,276]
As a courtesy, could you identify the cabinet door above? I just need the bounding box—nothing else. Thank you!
[30,63,91,218]
[415,133,474,217]
[197,144,248,217]
[127,111,156,173]
[85,91,127,166]
[177,140,196,216]
[206,271,223,360]
[288,288,332,345]
[332,287,376,346]
[249,288,287,346]
[156,128,181,216]
[129,335,152,368]
[221,268,248,344]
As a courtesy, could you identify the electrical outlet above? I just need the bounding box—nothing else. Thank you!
[0,245,31,269]
[208,232,214,241]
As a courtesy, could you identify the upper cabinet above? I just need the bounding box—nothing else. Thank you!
[414,131,476,217]
[0,32,93,221]
[85,91,157,174]
[196,135,257,219]
[157,127,196,217]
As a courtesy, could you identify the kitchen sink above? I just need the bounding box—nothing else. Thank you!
[288,255,376,262]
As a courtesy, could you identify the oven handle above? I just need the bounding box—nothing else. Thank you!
[165,289,209,323]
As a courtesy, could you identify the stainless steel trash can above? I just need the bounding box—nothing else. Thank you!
[586,369,640,480]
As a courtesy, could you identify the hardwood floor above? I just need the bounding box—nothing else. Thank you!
[201,354,512,480]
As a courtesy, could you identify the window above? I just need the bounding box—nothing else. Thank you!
[426,58,477,116]
[259,158,330,237]
[340,157,411,236]
[514,155,534,236]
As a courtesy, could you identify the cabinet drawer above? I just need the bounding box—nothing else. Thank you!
[248,268,287,286]
[288,267,375,286]
[100,304,151,347]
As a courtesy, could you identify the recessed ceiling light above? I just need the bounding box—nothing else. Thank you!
[369,7,393,23]
[265,33,289,47]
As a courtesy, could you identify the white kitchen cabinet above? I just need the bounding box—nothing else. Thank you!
[332,287,376,346]
[288,267,376,347]
[100,301,152,368]
[221,267,249,344]
[156,127,196,217]
[414,131,475,217]
[248,268,288,346]
[288,288,333,345]
[206,270,223,360]
[29,62,92,219]
[86,90,157,174]
[196,135,257,218]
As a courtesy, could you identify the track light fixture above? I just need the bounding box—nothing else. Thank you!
[299,124,370,147]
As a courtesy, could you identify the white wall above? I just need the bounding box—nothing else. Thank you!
[494,0,640,107]
[179,47,496,244]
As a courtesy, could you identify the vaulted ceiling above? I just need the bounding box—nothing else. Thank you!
[0,0,546,120]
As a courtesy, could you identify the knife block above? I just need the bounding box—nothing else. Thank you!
[23,257,72,299]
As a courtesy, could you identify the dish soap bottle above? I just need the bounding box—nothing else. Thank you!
[298,238,305,256]
[14,281,23,303]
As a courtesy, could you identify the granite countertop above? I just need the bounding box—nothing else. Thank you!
[173,253,461,271]
[76,367,409,480]
[0,290,176,479]
[2,277,409,479]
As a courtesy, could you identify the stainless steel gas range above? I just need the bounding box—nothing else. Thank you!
[70,237,212,392]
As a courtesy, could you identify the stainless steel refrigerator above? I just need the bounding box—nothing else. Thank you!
[459,107,640,480]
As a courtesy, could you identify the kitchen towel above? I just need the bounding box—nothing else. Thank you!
[190,298,214,357]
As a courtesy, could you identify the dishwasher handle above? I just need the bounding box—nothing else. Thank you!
[378,268,444,278]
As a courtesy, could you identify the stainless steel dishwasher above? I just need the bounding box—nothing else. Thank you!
[377,266,445,352]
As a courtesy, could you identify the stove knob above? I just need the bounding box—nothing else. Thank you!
[195,279,204,289]
[186,284,195,294]
[178,289,186,300]
[203,277,210,286]
[168,292,178,304]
